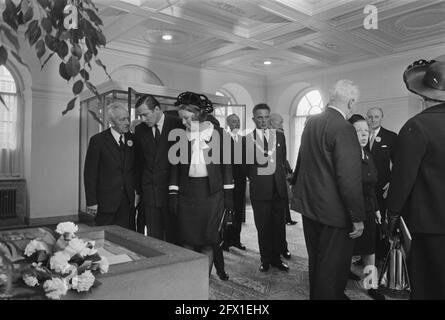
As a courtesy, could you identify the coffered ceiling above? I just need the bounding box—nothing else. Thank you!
[5,0,445,78]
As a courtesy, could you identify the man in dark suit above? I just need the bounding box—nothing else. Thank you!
[294,79,365,300]
[134,94,181,243]
[387,59,445,299]
[365,107,397,260]
[84,102,136,229]
[221,113,247,252]
[246,104,289,272]
[268,113,293,260]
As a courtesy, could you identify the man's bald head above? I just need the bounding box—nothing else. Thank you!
[269,113,284,131]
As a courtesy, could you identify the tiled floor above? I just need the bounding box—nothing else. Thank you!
[209,206,409,300]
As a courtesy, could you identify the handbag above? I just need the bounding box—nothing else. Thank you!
[378,235,411,291]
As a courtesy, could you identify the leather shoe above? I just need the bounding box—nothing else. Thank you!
[271,261,289,271]
[217,270,229,281]
[286,220,298,225]
[233,243,246,250]
[259,263,270,272]
[282,250,291,260]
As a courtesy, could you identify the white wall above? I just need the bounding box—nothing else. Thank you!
[19,44,266,221]
[268,44,445,166]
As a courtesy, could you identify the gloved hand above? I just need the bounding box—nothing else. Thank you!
[224,189,234,212]
[168,192,178,217]
[387,213,401,239]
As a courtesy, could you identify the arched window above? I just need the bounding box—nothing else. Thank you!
[293,89,323,165]
[214,89,238,129]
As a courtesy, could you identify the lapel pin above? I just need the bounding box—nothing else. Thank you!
[375,137,381,143]
[127,140,133,147]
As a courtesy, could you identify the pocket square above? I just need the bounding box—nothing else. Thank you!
[381,145,388,148]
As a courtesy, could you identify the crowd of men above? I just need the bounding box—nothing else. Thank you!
[84,58,445,300]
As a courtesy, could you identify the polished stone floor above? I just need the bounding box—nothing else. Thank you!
[209,206,409,300]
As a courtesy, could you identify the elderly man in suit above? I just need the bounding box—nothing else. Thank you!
[221,113,247,252]
[84,102,136,229]
[366,107,397,260]
[134,94,182,243]
[294,79,365,300]
[387,59,445,299]
[246,104,289,272]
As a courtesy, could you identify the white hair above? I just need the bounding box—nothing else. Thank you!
[329,79,360,103]
[106,102,127,121]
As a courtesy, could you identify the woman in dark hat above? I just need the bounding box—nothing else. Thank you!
[386,59,445,299]
[348,114,385,300]
[168,92,234,276]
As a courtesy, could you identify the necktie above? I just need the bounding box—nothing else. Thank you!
[154,124,161,146]
[119,134,125,166]
[369,131,375,150]
[263,129,268,157]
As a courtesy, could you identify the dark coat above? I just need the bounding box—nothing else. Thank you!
[134,114,182,208]
[244,129,288,200]
[84,129,135,213]
[362,150,379,214]
[366,126,397,195]
[293,108,365,228]
[387,103,445,235]
[169,125,234,194]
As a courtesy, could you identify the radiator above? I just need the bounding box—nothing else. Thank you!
[0,189,16,219]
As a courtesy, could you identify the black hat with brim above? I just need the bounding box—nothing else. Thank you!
[403,60,445,102]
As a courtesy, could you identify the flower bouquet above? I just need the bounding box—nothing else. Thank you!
[1,222,109,300]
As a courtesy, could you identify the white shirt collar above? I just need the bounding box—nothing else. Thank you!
[327,105,347,120]
[255,128,269,141]
[372,126,381,137]
[110,127,123,145]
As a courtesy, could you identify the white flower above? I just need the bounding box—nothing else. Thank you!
[23,275,39,287]
[98,256,109,274]
[24,239,50,257]
[66,238,97,257]
[55,222,78,236]
[71,270,95,292]
[49,251,71,274]
[43,278,68,300]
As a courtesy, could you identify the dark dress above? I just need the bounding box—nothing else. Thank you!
[354,150,380,255]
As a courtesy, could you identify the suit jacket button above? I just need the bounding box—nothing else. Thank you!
[121,186,124,190]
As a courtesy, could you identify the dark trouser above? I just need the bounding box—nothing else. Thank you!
[251,192,286,265]
[96,191,133,229]
[225,176,246,246]
[375,192,390,261]
[283,204,290,252]
[409,233,445,300]
[302,216,355,300]
[213,244,225,273]
[135,203,145,234]
[144,205,176,244]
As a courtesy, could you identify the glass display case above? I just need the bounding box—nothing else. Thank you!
[78,80,246,217]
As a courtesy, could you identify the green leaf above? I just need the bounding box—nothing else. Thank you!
[36,40,46,60]
[41,52,55,70]
[62,97,77,116]
[84,8,103,26]
[80,69,90,81]
[44,34,57,51]
[96,30,106,47]
[0,25,20,51]
[70,44,82,59]
[85,81,101,102]
[65,55,80,77]
[56,41,68,59]
[23,6,34,23]
[2,9,18,31]
[0,45,8,66]
[88,109,104,126]
[41,17,52,33]
[83,50,93,64]
[37,0,50,9]
[72,80,84,95]
[95,58,111,80]
[59,62,71,81]
[5,0,16,12]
